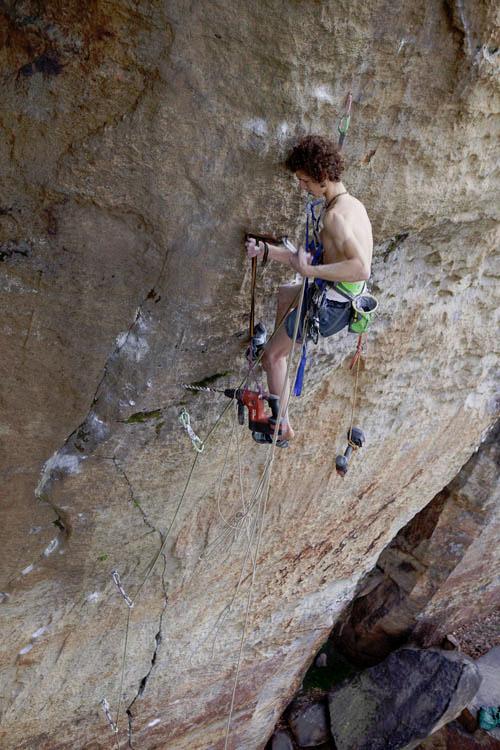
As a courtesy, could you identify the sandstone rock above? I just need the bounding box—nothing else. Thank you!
[288,699,330,747]
[328,647,481,750]
[333,428,500,665]
[0,0,498,748]
[271,729,295,750]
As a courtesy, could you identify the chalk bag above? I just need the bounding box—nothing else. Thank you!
[349,293,378,334]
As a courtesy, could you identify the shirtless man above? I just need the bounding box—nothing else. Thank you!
[245,135,373,441]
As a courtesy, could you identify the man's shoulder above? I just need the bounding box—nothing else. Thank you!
[322,208,347,231]
[325,196,369,226]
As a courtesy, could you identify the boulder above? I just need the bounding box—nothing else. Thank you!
[271,729,295,750]
[328,647,481,750]
[288,698,330,747]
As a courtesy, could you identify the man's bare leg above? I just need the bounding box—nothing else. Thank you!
[261,284,301,440]
[274,282,301,329]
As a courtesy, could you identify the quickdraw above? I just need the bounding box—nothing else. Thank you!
[111,569,134,609]
[179,408,205,453]
[100,697,118,734]
[337,91,353,150]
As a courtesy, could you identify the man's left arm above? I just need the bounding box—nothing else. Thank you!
[291,213,370,282]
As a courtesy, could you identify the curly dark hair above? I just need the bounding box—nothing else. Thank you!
[285,135,345,182]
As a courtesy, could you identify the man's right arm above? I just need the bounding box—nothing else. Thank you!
[267,242,295,266]
[246,238,294,267]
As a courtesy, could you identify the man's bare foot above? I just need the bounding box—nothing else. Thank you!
[277,422,295,441]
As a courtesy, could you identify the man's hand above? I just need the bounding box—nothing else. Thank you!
[289,244,313,276]
[245,237,264,260]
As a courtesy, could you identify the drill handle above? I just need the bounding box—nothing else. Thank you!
[267,395,280,421]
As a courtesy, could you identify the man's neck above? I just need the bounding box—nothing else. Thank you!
[323,181,346,203]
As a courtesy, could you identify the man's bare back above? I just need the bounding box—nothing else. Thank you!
[321,194,373,270]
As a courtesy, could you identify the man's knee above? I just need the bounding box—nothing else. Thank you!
[262,348,280,371]
[261,349,272,371]
[262,342,289,371]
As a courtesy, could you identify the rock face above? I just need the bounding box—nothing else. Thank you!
[332,427,500,665]
[328,647,482,750]
[417,721,500,749]
[0,1,498,749]
[470,647,500,740]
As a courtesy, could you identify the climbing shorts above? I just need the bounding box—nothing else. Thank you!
[285,296,351,341]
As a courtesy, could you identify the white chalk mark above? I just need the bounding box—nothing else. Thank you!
[21,564,34,576]
[147,718,161,728]
[312,85,334,104]
[44,538,59,557]
[36,451,83,498]
[456,0,473,57]
[31,626,48,639]
[19,644,33,655]
[88,411,108,440]
[86,592,101,603]
[120,329,150,362]
[116,331,128,348]
[243,118,268,137]
[277,121,289,140]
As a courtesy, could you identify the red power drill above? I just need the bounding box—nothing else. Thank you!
[223,388,288,447]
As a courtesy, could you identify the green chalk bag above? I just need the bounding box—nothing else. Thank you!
[349,293,378,334]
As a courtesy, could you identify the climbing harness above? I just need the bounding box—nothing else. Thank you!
[179,407,205,453]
